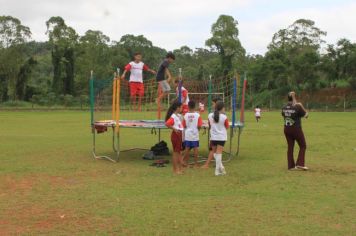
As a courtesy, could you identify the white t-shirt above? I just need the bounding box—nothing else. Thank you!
[124,61,149,83]
[176,86,189,105]
[255,108,261,117]
[165,113,184,131]
[208,113,229,141]
[183,112,203,141]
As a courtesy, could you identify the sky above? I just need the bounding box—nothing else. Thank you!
[1,0,355,55]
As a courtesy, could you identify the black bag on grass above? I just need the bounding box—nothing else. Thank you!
[150,141,169,156]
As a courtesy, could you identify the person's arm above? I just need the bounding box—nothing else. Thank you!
[165,68,173,82]
[165,117,179,132]
[143,64,156,75]
[197,116,203,129]
[182,90,188,104]
[121,64,131,79]
[296,103,308,118]
[224,118,229,129]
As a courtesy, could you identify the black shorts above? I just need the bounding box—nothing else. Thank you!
[210,140,226,147]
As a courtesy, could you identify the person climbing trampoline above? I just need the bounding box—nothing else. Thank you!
[281,91,309,171]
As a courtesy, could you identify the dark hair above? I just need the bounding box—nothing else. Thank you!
[166,52,176,60]
[133,52,141,57]
[212,97,221,103]
[188,100,196,110]
[213,101,225,123]
[165,100,182,121]
[256,105,260,108]
[288,93,293,102]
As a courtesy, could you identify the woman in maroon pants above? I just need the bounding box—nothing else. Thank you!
[281,92,309,170]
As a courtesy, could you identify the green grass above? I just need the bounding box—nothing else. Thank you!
[0,111,355,235]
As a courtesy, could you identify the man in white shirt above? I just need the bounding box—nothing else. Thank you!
[121,52,156,111]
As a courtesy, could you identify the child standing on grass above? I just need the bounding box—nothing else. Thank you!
[208,101,229,176]
[182,101,203,168]
[255,105,261,122]
[165,101,184,174]
[201,97,221,169]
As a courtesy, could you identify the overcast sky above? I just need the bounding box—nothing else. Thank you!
[1,0,355,54]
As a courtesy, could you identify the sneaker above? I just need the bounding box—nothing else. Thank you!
[215,168,222,176]
[288,167,297,171]
[296,166,309,171]
[220,166,227,175]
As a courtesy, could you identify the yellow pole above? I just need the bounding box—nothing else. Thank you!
[112,72,117,121]
[116,69,120,133]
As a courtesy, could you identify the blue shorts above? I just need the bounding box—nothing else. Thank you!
[183,141,199,149]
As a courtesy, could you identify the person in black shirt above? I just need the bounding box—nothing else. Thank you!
[156,52,175,103]
[281,91,309,170]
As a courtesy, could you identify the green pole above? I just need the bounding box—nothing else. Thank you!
[208,75,212,113]
[90,70,95,126]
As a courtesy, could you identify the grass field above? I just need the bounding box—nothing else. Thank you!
[0,111,355,235]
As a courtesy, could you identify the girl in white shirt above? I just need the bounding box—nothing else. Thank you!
[165,101,184,174]
[208,101,229,176]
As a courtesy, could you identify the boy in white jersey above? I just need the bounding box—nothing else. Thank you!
[208,101,229,176]
[182,101,203,167]
[121,52,156,111]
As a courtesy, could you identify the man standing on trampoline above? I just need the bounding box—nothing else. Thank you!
[121,52,156,111]
[156,52,175,103]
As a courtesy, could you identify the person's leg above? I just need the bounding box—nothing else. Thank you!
[193,147,199,167]
[284,128,296,169]
[216,144,226,174]
[201,142,213,168]
[183,146,190,166]
[138,84,144,112]
[295,128,307,167]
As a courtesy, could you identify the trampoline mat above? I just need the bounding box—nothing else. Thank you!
[94,120,243,129]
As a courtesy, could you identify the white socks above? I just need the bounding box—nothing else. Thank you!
[214,153,225,176]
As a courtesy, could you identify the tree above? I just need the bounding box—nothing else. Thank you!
[269,19,326,50]
[0,16,32,101]
[206,15,245,76]
[46,16,78,95]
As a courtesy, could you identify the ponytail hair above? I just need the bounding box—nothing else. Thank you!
[165,100,182,121]
[213,101,225,123]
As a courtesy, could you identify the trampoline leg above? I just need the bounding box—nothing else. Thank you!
[92,126,117,163]
[158,128,161,142]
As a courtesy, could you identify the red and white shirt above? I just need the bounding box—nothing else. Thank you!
[182,112,203,141]
[176,86,189,105]
[208,113,229,141]
[165,113,184,131]
[124,61,149,83]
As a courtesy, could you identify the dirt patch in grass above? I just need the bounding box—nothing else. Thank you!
[0,204,124,235]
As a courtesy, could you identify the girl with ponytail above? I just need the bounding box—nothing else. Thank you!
[208,101,229,176]
[165,100,184,174]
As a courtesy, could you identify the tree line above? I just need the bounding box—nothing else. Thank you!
[0,15,355,107]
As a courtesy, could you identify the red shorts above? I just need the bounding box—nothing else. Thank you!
[171,131,183,153]
[182,104,189,115]
[129,82,144,97]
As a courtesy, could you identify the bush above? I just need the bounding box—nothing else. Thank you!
[348,77,356,90]
[0,100,32,107]
[334,79,350,88]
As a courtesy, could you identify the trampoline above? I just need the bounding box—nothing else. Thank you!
[90,69,247,163]
[92,119,243,162]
